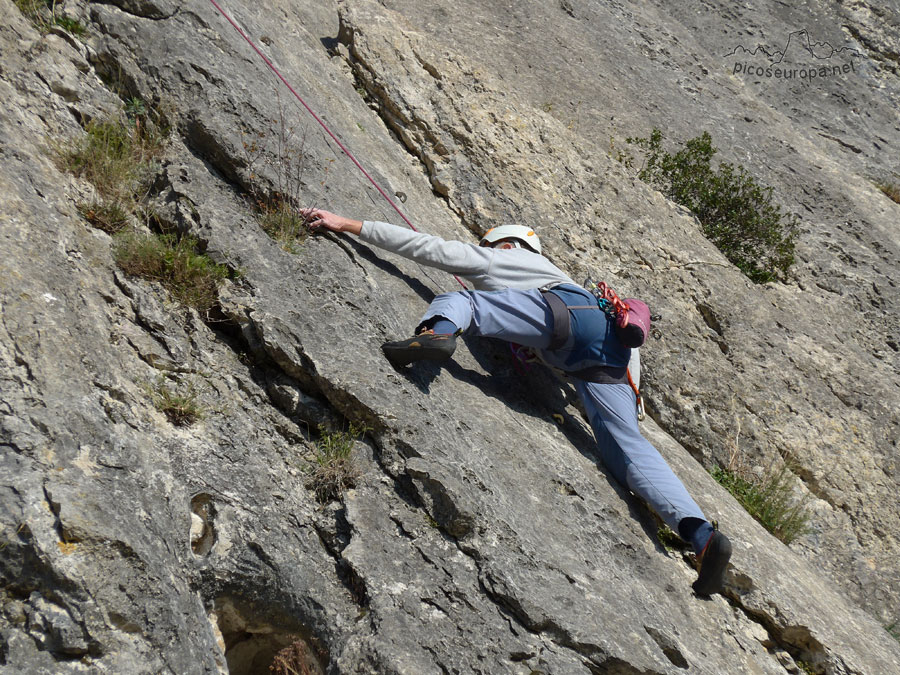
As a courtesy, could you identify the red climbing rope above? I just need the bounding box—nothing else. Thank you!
[206,0,467,288]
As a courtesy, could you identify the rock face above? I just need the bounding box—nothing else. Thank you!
[1,0,899,673]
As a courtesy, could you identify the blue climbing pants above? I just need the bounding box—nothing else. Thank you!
[419,288,707,531]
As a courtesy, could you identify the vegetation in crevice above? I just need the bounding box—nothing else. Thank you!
[241,90,320,253]
[58,102,229,314]
[15,0,86,35]
[617,129,799,283]
[270,639,320,675]
[113,231,229,313]
[306,424,365,503]
[146,376,205,426]
[887,621,900,643]
[58,102,168,234]
[712,464,812,545]
[875,178,900,204]
[656,524,688,552]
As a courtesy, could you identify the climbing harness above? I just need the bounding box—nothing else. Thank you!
[206,0,467,289]
[507,282,648,421]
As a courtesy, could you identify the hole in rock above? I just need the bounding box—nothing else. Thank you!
[190,493,216,556]
[213,598,326,675]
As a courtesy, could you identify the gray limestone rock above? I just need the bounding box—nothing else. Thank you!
[2,0,899,673]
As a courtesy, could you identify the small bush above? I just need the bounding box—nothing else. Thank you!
[622,129,799,283]
[307,424,364,503]
[712,464,812,544]
[113,231,229,312]
[148,377,203,426]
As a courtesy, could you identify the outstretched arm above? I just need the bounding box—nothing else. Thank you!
[302,209,492,278]
[302,208,362,236]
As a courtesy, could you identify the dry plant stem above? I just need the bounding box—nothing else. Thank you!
[241,84,321,250]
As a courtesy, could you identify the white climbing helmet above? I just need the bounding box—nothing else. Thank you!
[479,224,542,254]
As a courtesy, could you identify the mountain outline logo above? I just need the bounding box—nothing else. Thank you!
[726,28,862,82]
[724,28,862,64]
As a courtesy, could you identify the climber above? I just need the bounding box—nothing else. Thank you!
[302,208,732,596]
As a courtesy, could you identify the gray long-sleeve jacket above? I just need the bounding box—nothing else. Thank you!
[359,220,641,385]
[360,220,576,291]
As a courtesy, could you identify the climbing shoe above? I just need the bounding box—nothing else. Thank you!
[692,530,732,597]
[382,332,457,368]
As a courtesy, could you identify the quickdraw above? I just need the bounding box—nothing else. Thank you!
[626,366,645,421]
[590,281,631,327]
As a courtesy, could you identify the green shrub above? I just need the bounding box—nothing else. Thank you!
[113,231,229,313]
[307,424,364,503]
[623,129,799,283]
[712,464,812,544]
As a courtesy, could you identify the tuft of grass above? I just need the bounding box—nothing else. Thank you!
[77,200,130,234]
[65,113,166,195]
[887,622,900,643]
[113,231,229,313]
[15,0,86,36]
[712,464,812,545]
[256,198,310,253]
[148,377,204,426]
[876,180,900,204]
[270,640,317,675]
[59,109,168,233]
[620,129,799,283]
[54,15,85,35]
[14,0,52,30]
[306,424,364,503]
[656,525,688,552]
